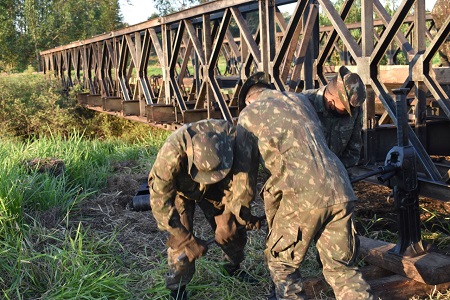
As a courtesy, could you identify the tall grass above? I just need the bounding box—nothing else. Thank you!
[0,72,169,299]
[0,133,155,299]
[0,130,168,299]
[0,73,169,142]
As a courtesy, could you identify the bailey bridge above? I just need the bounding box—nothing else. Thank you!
[40,0,450,201]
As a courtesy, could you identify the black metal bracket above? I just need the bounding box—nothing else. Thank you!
[386,88,427,257]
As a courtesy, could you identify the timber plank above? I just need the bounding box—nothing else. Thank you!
[368,274,450,300]
[343,66,450,85]
[301,265,450,299]
[359,236,450,285]
[301,265,394,298]
[146,104,176,123]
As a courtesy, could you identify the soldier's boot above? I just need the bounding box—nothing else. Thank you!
[169,285,187,300]
[223,263,258,284]
[266,280,277,300]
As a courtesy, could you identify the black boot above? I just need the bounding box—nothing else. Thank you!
[266,281,277,300]
[223,263,258,284]
[169,285,187,300]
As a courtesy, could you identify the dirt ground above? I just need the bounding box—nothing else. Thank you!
[67,159,450,298]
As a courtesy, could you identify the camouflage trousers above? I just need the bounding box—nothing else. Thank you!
[265,202,373,300]
[166,194,247,290]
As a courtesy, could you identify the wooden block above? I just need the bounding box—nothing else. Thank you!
[102,96,122,112]
[146,104,175,123]
[122,100,140,116]
[361,265,395,281]
[301,265,450,299]
[301,266,394,298]
[359,236,450,284]
[87,94,102,107]
[76,92,89,105]
[302,277,331,298]
[368,274,450,300]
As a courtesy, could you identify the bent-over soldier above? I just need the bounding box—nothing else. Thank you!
[230,73,373,300]
[149,119,255,300]
[303,66,366,168]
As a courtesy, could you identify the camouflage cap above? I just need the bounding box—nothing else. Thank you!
[185,119,236,184]
[238,72,271,110]
[326,66,366,116]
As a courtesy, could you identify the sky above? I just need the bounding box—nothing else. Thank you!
[119,0,438,26]
[119,0,156,25]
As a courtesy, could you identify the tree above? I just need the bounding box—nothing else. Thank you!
[0,0,124,72]
[151,0,202,16]
[0,0,22,71]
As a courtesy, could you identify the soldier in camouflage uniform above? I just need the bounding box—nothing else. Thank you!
[229,72,373,299]
[149,119,252,300]
[432,0,450,67]
[302,66,366,168]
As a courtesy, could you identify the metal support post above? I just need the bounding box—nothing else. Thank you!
[386,88,427,257]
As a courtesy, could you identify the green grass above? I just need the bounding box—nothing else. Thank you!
[0,72,170,299]
[0,131,168,299]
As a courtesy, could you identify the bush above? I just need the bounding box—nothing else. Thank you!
[0,73,169,142]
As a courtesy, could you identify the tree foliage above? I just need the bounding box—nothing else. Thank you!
[0,0,124,72]
[151,0,210,16]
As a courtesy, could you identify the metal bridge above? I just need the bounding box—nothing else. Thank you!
[39,0,450,202]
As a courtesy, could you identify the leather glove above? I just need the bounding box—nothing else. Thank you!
[214,213,238,244]
[246,214,262,230]
[167,232,208,262]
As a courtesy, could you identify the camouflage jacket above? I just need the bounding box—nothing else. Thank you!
[303,86,363,168]
[231,89,357,227]
[149,122,233,236]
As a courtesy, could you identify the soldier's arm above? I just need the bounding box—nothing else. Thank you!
[227,121,260,226]
[149,140,188,236]
[340,109,364,168]
[301,88,320,97]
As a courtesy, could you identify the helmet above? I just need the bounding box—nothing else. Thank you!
[185,119,235,184]
[326,66,366,116]
[238,72,271,110]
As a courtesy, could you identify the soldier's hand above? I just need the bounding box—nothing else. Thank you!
[184,236,208,262]
[246,214,262,230]
[214,212,238,244]
[167,232,208,263]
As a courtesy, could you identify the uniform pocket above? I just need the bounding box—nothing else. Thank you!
[337,218,358,266]
[268,226,301,255]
